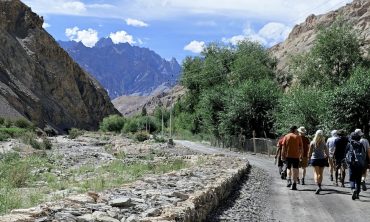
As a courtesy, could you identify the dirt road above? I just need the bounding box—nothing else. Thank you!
[176,140,370,222]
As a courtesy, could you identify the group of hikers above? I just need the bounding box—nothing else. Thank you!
[275,126,370,200]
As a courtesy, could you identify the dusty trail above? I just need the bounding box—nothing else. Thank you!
[176,140,370,222]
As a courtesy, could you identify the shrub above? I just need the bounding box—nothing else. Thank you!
[14,119,33,129]
[5,119,12,128]
[0,117,4,126]
[135,131,149,142]
[153,134,166,143]
[22,132,42,150]
[99,115,126,133]
[122,118,139,133]
[68,128,84,139]
[123,116,160,134]
[0,128,27,138]
[42,137,53,150]
[0,131,10,141]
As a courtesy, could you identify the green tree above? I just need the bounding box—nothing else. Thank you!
[291,19,363,88]
[328,67,370,137]
[220,79,281,138]
[274,87,328,135]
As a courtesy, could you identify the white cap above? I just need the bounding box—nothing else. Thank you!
[298,126,307,134]
[355,129,364,136]
[331,130,338,137]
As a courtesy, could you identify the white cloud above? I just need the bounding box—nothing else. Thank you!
[87,4,115,9]
[184,40,205,53]
[42,22,51,28]
[23,0,115,17]
[137,38,144,45]
[258,22,292,46]
[24,0,352,23]
[195,21,217,27]
[125,18,149,27]
[109,31,136,44]
[223,22,291,46]
[65,26,99,47]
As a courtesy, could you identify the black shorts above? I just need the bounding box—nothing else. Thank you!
[310,158,329,167]
[286,158,299,169]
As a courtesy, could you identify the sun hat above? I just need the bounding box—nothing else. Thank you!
[355,129,364,136]
[298,126,307,134]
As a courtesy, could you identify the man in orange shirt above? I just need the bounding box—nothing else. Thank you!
[282,125,303,190]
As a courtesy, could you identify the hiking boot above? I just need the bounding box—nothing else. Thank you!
[291,183,297,190]
[301,178,305,185]
[330,174,333,181]
[287,179,292,187]
[362,181,367,191]
[281,172,286,180]
[352,190,357,200]
[315,187,320,194]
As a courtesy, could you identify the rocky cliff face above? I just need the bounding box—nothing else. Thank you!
[0,0,119,132]
[271,0,370,71]
[59,38,182,99]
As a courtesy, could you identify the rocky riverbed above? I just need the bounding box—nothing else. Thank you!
[0,133,252,222]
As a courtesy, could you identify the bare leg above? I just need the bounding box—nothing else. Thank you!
[293,168,299,183]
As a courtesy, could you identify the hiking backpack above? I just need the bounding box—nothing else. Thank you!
[346,141,366,168]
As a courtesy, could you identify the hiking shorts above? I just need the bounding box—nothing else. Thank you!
[286,158,300,169]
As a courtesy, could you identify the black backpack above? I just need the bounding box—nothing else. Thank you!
[346,141,366,168]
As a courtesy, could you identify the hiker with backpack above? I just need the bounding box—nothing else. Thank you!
[281,126,303,190]
[333,129,348,187]
[308,130,329,194]
[346,132,367,200]
[298,126,310,185]
[355,129,369,191]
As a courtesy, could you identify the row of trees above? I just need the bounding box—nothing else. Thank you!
[174,19,370,140]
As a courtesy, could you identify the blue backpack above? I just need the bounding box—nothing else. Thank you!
[346,141,366,168]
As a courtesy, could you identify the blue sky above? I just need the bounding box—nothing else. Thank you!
[24,0,353,62]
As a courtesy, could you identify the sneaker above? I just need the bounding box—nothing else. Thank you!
[352,190,357,200]
[297,178,300,184]
[330,174,333,181]
[335,182,338,186]
[301,178,305,185]
[287,179,292,187]
[291,183,297,190]
[362,181,367,191]
[356,192,360,199]
[315,187,320,194]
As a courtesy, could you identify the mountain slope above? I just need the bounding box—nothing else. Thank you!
[271,0,370,71]
[0,0,119,132]
[59,38,182,99]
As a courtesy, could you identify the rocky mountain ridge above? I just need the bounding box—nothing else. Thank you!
[271,0,370,72]
[0,0,119,132]
[59,38,182,99]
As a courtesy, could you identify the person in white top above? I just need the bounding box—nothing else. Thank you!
[355,129,370,191]
[326,130,338,182]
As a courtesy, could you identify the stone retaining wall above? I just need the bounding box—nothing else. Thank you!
[0,155,249,222]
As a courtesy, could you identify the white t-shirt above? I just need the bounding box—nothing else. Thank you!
[326,136,337,157]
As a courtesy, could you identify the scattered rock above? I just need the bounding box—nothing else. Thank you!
[109,198,133,208]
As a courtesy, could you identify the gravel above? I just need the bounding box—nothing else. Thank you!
[208,166,272,222]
